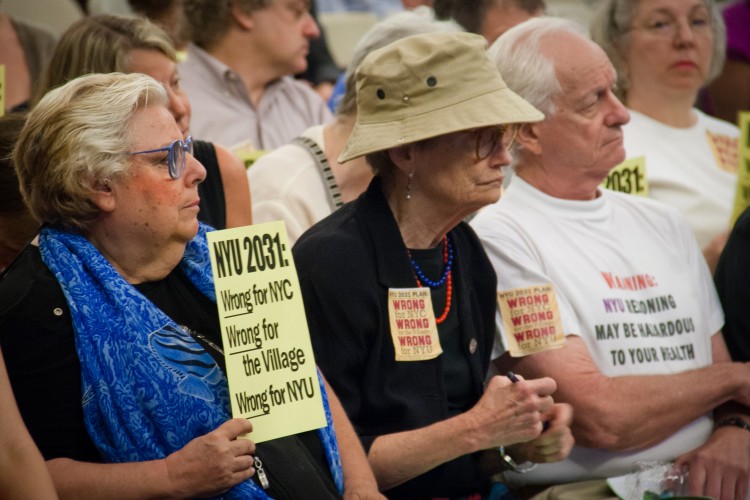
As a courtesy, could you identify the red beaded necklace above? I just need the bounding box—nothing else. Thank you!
[407,236,453,324]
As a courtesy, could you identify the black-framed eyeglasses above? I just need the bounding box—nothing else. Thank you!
[130,136,194,179]
[472,125,518,161]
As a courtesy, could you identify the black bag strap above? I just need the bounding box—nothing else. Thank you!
[292,135,344,211]
[252,432,342,499]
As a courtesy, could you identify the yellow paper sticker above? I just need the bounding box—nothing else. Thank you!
[497,283,565,357]
[707,130,739,173]
[730,112,750,227]
[207,221,326,443]
[231,139,268,169]
[387,288,443,361]
[602,156,648,196]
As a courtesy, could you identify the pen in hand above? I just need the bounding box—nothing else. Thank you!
[506,371,550,431]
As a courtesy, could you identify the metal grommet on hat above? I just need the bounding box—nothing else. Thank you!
[426,76,437,87]
[376,89,385,100]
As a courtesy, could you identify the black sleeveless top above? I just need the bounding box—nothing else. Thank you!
[194,140,227,229]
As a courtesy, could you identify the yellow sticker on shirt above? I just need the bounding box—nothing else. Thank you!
[388,288,443,361]
[602,156,648,196]
[706,130,739,173]
[497,283,565,357]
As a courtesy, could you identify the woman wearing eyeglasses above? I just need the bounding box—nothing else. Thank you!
[293,32,574,499]
[0,72,382,499]
[591,0,738,274]
[36,14,252,231]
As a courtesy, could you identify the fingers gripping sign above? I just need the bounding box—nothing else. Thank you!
[165,418,256,498]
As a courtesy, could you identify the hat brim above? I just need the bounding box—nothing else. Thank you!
[339,85,544,163]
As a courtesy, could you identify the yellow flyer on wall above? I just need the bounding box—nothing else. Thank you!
[730,112,750,226]
[207,221,325,443]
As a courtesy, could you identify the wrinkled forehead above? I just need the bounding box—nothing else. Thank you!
[633,0,710,19]
[547,34,616,97]
[129,105,182,145]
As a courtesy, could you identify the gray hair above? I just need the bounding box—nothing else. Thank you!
[590,0,726,100]
[15,73,168,231]
[337,7,460,117]
[487,16,586,117]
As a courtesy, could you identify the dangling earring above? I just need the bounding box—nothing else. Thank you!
[406,172,414,200]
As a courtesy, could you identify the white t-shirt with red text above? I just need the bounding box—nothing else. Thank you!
[471,175,723,485]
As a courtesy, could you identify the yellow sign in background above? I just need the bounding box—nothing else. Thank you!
[602,156,648,196]
[207,221,325,443]
[730,112,750,226]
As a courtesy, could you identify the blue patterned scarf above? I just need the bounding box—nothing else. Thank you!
[40,224,344,499]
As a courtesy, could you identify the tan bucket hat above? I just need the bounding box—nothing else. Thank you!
[339,31,544,163]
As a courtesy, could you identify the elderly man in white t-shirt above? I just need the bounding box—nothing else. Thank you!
[471,17,750,500]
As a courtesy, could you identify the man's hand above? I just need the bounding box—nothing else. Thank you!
[510,402,575,464]
[675,425,750,500]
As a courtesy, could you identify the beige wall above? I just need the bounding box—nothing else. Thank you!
[0,0,84,36]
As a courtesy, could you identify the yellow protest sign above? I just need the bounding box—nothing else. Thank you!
[207,221,326,443]
[730,112,750,226]
[497,283,565,357]
[0,65,5,117]
[602,156,648,196]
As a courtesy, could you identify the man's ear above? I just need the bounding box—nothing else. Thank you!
[231,3,254,31]
[516,122,543,155]
[88,179,116,213]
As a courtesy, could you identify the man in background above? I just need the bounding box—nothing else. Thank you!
[180,0,332,150]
